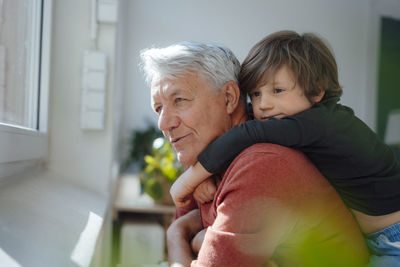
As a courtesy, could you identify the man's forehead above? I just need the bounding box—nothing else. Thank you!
[151,78,182,107]
[150,78,162,96]
[150,74,201,97]
[151,77,177,98]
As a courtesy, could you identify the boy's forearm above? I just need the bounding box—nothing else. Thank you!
[173,163,212,198]
[171,162,214,207]
[189,162,212,186]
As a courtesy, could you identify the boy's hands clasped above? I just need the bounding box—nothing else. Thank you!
[170,162,216,207]
[192,178,217,204]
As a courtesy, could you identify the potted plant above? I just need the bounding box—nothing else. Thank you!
[139,137,184,205]
[122,125,163,171]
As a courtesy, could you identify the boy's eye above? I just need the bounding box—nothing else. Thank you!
[273,88,284,94]
[250,92,261,98]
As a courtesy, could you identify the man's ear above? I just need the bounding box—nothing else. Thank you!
[222,81,241,114]
[312,87,325,103]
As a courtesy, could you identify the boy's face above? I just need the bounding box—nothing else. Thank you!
[249,65,319,120]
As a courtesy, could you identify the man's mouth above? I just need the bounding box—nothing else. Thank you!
[170,133,190,144]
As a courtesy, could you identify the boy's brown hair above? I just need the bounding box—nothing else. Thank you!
[239,30,343,102]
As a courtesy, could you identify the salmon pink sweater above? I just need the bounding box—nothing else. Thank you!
[176,144,369,267]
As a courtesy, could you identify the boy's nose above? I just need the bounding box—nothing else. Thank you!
[259,95,274,110]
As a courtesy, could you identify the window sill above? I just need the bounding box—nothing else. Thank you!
[0,168,109,267]
[0,123,47,167]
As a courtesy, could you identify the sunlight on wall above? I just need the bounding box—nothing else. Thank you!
[0,247,21,267]
[70,211,103,267]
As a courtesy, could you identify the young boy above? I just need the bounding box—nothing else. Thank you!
[170,30,400,265]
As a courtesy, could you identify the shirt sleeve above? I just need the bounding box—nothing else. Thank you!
[193,149,298,267]
[191,228,268,267]
[198,109,325,174]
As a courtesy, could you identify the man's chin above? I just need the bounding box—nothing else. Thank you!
[176,152,197,167]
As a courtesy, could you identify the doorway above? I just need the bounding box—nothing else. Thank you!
[376,17,400,140]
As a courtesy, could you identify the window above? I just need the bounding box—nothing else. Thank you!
[0,0,52,177]
[0,0,41,128]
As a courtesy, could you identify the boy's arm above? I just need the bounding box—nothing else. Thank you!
[198,114,322,174]
[170,163,213,207]
[192,178,216,204]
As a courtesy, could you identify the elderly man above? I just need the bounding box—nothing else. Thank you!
[141,42,369,267]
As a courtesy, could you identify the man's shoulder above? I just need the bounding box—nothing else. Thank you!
[217,143,332,210]
[223,143,324,187]
[235,143,308,164]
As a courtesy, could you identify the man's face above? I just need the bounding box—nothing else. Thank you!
[151,73,231,166]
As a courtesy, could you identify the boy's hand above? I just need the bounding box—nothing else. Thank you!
[170,162,212,207]
[193,178,216,204]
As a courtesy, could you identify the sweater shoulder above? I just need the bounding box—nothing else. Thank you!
[233,143,308,165]
[224,143,322,185]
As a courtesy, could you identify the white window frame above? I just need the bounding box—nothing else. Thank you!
[0,0,52,178]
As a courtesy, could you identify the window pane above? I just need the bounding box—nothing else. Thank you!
[0,0,42,129]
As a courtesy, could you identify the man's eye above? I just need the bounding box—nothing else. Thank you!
[175,97,185,103]
[274,88,284,94]
[155,106,162,114]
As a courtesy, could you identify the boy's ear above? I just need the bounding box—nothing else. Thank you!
[313,87,325,103]
[222,80,241,114]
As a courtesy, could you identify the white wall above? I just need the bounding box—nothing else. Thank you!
[117,0,387,162]
[48,0,118,195]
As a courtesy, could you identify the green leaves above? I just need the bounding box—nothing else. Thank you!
[160,157,178,182]
[144,177,163,201]
[144,155,158,173]
[122,125,163,170]
[140,137,183,202]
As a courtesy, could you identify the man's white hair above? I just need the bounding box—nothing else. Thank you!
[140,41,241,91]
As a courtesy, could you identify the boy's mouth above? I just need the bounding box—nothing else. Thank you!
[260,116,272,120]
[260,114,282,120]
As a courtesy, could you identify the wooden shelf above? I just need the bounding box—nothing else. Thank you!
[112,173,175,265]
[113,174,175,219]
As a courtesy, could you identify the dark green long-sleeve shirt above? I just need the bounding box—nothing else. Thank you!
[198,97,400,216]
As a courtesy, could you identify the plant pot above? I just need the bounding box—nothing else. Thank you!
[156,175,174,206]
[142,173,174,206]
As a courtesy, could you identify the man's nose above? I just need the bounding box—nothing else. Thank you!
[158,107,179,132]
